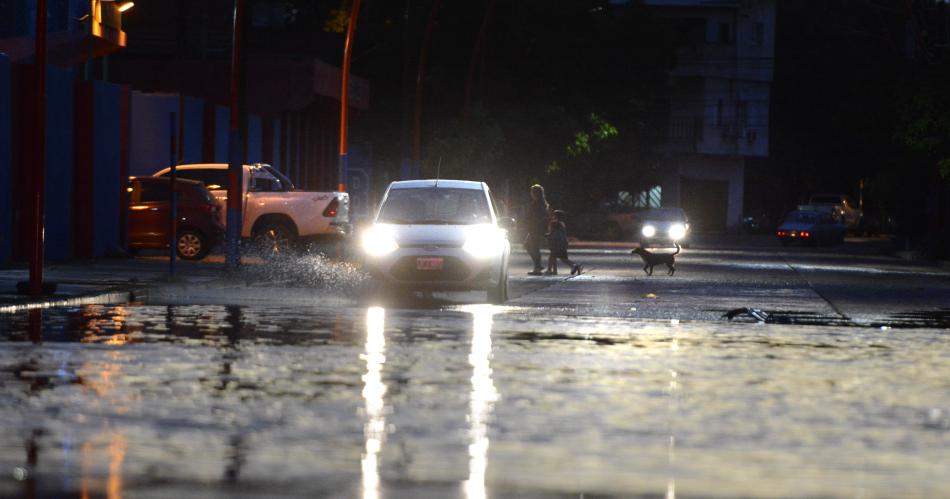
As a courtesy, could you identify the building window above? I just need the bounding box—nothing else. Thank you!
[635,186,662,208]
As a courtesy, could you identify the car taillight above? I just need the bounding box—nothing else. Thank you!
[801,231,811,238]
[777,231,786,237]
[323,197,339,218]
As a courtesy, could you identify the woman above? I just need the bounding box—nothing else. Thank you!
[523,184,549,275]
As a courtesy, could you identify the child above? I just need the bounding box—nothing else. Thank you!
[545,209,582,275]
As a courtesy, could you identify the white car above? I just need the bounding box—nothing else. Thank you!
[361,180,511,303]
[638,207,690,248]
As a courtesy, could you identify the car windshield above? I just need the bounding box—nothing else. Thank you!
[785,211,820,224]
[377,187,492,225]
[643,208,685,222]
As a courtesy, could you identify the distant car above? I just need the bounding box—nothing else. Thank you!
[806,193,863,230]
[638,207,690,248]
[127,177,224,260]
[570,208,639,241]
[775,210,846,246]
[360,180,512,303]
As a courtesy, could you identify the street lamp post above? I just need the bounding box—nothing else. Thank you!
[339,0,362,193]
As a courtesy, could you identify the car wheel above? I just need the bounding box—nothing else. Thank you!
[176,230,207,260]
[487,267,509,304]
[253,222,296,257]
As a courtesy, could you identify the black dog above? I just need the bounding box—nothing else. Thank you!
[631,244,681,276]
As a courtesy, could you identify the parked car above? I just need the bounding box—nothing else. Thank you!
[152,163,350,255]
[360,180,512,303]
[775,209,846,246]
[127,177,224,260]
[570,207,639,241]
[638,207,690,248]
[805,193,863,230]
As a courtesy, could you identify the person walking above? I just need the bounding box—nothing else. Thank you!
[524,184,549,275]
[545,209,582,275]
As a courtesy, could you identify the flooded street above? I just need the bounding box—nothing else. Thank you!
[1,301,948,498]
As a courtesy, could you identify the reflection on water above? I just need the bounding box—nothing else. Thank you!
[362,307,387,499]
[460,305,498,499]
[1,304,949,497]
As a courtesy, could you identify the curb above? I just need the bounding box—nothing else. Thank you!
[0,288,135,314]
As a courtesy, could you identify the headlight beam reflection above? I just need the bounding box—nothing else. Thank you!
[460,304,499,499]
[361,307,387,499]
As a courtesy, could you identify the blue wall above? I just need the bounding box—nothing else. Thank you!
[44,66,74,261]
[247,114,262,163]
[215,106,229,163]
[270,121,282,171]
[0,55,10,267]
[182,96,204,164]
[129,92,177,176]
[93,80,121,256]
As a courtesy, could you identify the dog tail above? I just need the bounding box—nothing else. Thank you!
[673,243,681,255]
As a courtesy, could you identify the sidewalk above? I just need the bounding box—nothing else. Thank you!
[0,257,228,313]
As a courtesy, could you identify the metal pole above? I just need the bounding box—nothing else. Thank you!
[84,0,94,81]
[339,0,362,193]
[226,0,245,271]
[169,112,177,277]
[29,0,48,296]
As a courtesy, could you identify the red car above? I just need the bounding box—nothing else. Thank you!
[127,177,224,260]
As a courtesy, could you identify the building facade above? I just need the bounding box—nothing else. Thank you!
[646,0,775,232]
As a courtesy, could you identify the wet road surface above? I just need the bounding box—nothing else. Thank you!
[1,241,949,497]
[2,303,949,497]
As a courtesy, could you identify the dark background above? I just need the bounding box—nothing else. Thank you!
[108,0,950,255]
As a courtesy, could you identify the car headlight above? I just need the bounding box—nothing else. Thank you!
[463,224,504,258]
[642,224,656,238]
[669,223,687,241]
[361,225,398,257]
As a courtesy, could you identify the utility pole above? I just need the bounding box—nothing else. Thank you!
[226,0,246,271]
[28,0,48,296]
[339,0,362,193]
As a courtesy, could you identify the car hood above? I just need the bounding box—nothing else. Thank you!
[641,220,687,229]
[387,224,488,246]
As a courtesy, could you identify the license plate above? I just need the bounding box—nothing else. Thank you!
[416,257,444,271]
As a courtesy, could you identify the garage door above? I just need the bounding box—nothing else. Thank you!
[680,178,728,233]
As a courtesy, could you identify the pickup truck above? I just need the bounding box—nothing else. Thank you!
[153,163,350,254]
[802,193,863,230]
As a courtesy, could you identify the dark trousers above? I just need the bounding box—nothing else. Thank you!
[524,233,544,270]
